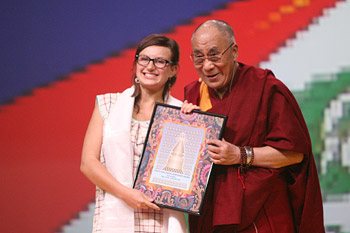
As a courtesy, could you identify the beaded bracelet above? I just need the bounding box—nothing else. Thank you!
[239,146,247,170]
[238,146,254,189]
[239,146,255,172]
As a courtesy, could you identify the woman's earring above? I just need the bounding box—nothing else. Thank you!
[135,77,140,83]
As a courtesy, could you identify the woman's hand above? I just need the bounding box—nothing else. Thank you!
[181,100,201,113]
[120,187,161,211]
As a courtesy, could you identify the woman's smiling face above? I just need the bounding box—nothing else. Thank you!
[136,45,177,92]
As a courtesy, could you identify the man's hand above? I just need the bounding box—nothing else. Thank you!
[181,100,201,113]
[207,139,240,165]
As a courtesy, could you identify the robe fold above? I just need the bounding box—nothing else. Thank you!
[184,63,324,233]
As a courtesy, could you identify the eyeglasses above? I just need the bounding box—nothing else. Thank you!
[136,54,173,69]
[190,42,235,65]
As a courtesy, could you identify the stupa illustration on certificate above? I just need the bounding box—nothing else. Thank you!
[163,132,186,174]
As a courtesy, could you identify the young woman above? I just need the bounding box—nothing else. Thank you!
[81,34,188,233]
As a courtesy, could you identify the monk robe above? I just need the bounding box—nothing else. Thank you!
[185,63,324,233]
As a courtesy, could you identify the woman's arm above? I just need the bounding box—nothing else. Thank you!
[80,103,160,210]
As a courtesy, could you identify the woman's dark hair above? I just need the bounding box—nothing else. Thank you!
[131,34,180,112]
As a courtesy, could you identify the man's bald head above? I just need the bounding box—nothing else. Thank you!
[191,20,236,44]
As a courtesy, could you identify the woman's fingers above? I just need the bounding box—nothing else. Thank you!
[140,193,160,210]
[145,201,161,210]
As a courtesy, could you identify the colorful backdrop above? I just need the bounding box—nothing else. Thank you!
[1,0,349,232]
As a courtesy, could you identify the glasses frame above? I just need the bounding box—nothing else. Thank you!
[190,42,235,66]
[136,54,174,69]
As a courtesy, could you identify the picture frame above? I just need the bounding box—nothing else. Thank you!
[133,103,227,215]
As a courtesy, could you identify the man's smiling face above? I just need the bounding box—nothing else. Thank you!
[191,25,237,93]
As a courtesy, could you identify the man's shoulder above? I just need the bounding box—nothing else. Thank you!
[240,63,272,79]
[184,79,202,103]
[184,79,201,91]
[240,63,285,87]
[185,79,201,88]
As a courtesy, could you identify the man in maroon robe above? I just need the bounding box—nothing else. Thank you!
[183,20,324,233]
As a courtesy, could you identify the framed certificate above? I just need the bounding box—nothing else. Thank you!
[133,103,227,215]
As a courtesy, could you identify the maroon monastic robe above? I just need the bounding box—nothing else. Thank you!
[185,63,324,233]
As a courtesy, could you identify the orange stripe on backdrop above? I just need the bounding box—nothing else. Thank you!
[0,0,341,232]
